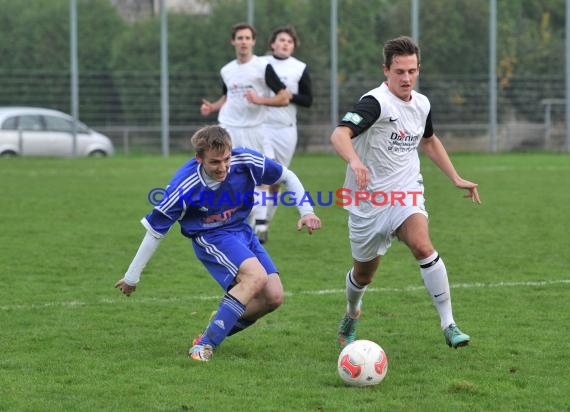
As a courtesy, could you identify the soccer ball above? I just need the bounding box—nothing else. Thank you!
[337,339,388,387]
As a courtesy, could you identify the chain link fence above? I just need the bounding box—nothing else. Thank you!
[0,69,565,154]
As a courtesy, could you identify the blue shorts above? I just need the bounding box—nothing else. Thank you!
[191,225,278,291]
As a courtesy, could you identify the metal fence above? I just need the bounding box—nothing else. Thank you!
[0,70,566,154]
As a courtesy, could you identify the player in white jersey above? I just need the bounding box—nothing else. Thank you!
[258,25,313,243]
[200,23,291,241]
[200,23,290,150]
[331,36,481,350]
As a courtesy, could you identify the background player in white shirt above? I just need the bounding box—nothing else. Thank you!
[330,36,481,350]
[200,22,290,148]
[200,23,291,241]
[258,25,313,243]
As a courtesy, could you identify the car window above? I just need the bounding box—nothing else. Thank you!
[44,115,73,133]
[75,121,89,134]
[18,115,44,131]
[1,116,18,130]
[76,122,89,133]
[44,115,90,134]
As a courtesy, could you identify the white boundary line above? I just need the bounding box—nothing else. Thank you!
[1,278,569,312]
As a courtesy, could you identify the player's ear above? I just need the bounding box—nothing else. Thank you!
[195,153,203,164]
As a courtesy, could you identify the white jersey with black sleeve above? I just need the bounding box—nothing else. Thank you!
[218,55,280,128]
[263,55,309,127]
[339,81,433,218]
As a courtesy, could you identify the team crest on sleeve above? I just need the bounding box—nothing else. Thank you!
[342,112,363,125]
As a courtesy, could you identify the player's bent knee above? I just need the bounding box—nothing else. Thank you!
[266,291,284,310]
[263,277,284,310]
[352,270,375,286]
[237,258,270,292]
[413,245,435,260]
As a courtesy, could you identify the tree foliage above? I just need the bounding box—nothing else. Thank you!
[0,0,124,123]
[0,0,567,125]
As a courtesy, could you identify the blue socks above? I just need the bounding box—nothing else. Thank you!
[228,318,256,336]
[200,293,246,348]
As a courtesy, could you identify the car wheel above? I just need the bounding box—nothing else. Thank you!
[0,150,18,158]
[88,150,107,157]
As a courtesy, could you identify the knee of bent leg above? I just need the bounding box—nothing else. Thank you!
[237,269,268,295]
[352,265,376,286]
[353,271,374,286]
[266,289,284,311]
[412,243,435,261]
[264,277,284,311]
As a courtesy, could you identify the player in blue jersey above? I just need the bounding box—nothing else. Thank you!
[115,125,321,362]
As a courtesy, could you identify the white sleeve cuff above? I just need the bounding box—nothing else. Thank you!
[123,231,162,285]
[141,217,165,239]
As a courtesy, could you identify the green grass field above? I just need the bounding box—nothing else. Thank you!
[1,152,569,411]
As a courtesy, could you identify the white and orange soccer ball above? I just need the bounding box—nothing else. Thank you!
[337,339,388,387]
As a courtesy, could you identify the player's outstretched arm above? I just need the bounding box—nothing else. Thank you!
[115,279,136,297]
[420,134,481,204]
[273,166,321,234]
[115,231,162,297]
[296,213,322,235]
[453,177,481,204]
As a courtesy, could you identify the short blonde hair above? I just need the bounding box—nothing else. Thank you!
[190,125,232,158]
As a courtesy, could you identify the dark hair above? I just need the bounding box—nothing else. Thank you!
[231,22,256,40]
[269,25,299,48]
[383,36,420,68]
[190,125,232,158]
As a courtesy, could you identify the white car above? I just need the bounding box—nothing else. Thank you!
[0,107,114,157]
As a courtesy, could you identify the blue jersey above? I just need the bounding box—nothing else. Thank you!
[143,148,283,238]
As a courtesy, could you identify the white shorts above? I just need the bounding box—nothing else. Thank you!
[221,124,264,153]
[262,124,297,167]
[348,190,428,262]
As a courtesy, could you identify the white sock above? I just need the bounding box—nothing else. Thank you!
[254,187,269,230]
[266,202,278,223]
[418,251,455,329]
[266,187,279,223]
[346,268,366,318]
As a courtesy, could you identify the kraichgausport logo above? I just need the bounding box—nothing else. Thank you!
[147,188,422,208]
